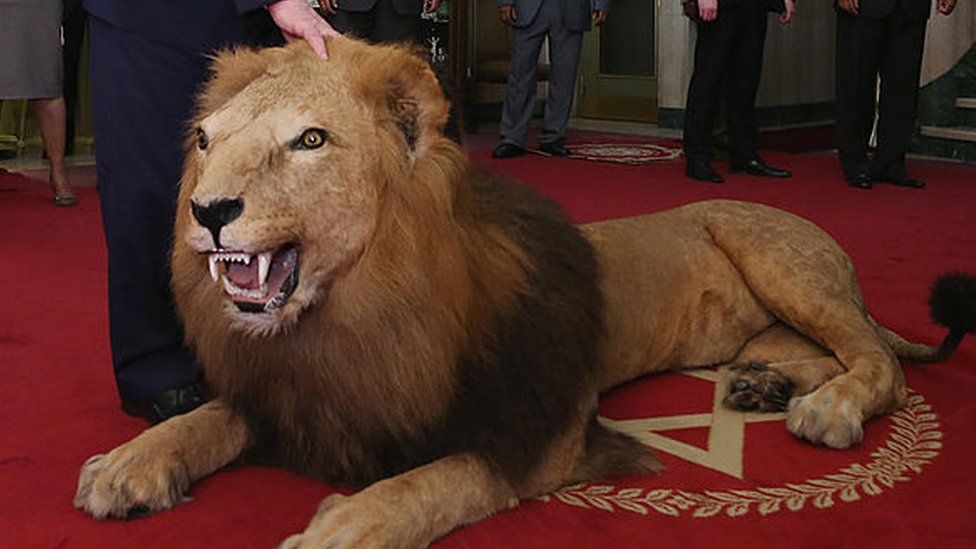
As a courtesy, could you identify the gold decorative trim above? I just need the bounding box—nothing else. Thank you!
[539,393,941,518]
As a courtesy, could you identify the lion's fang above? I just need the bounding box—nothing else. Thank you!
[209,255,220,282]
[258,251,272,287]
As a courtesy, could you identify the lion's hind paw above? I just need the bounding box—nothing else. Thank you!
[723,362,795,413]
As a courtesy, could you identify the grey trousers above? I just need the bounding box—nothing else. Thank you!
[499,1,584,148]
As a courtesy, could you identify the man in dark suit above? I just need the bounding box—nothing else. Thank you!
[82,0,337,423]
[835,0,958,189]
[491,0,610,159]
[683,0,795,183]
[322,0,439,43]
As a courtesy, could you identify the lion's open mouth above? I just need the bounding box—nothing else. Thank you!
[206,245,300,313]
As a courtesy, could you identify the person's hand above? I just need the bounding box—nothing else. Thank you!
[499,5,517,26]
[937,0,957,15]
[322,0,338,15]
[838,0,859,15]
[268,0,341,60]
[592,10,608,26]
[423,0,441,14]
[780,0,795,23]
[698,0,718,22]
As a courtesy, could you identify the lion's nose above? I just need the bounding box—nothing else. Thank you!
[191,198,243,249]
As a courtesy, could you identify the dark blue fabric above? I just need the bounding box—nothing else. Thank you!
[333,0,422,15]
[87,12,281,402]
[83,0,278,50]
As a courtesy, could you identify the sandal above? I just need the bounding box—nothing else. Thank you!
[49,175,77,207]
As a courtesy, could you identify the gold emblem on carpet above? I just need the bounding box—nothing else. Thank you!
[540,369,942,518]
[563,142,683,164]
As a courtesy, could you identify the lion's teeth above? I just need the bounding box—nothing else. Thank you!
[258,251,272,286]
[222,275,237,296]
[208,255,219,282]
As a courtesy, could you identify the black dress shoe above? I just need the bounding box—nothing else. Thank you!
[685,162,725,183]
[122,381,209,424]
[878,175,925,189]
[730,159,791,178]
[846,173,873,189]
[491,143,526,159]
[538,142,570,157]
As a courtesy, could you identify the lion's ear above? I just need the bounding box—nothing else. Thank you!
[346,40,451,153]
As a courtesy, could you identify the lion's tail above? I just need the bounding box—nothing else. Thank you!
[878,273,976,364]
[571,417,662,483]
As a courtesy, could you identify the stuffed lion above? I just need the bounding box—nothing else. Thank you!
[75,38,975,547]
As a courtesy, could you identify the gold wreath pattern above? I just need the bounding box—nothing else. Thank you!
[538,393,941,518]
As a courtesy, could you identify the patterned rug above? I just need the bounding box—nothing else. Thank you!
[527,139,683,164]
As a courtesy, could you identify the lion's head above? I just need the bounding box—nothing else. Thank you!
[172,38,461,336]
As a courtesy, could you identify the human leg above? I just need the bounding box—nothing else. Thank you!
[30,96,75,206]
[88,17,209,419]
[871,6,927,185]
[834,11,885,181]
[498,20,548,149]
[537,5,583,149]
[683,7,737,177]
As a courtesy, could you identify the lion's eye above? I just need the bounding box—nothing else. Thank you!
[294,128,328,150]
[197,129,209,151]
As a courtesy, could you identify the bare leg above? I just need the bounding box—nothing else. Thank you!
[75,401,250,519]
[30,97,76,205]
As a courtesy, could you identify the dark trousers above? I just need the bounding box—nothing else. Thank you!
[62,0,87,155]
[88,17,209,402]
[835,5,927,179]
[683,1,768,165]
[327,0,419,43]
[499,0,583,148]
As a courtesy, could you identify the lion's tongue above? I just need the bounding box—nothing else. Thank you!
[226,247,299,295]
[227,262,259,289]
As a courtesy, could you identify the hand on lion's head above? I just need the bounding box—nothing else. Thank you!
[172,38,463,336]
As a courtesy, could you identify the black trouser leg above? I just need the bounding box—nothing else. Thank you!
[684,7,738,165]
[328,0,418,44]
[62,0,87,155]
[872,7,927,179]
[726,2,767,164]
[835,10,885,179]
[88,17,204,403]
[327,8,376,40]
[372,0,419,43]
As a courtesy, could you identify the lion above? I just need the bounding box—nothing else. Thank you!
[74,38,976,547]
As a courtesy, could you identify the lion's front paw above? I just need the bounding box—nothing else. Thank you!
[786,388,864,449]
[279,493,414,549]
[74,443,191,520]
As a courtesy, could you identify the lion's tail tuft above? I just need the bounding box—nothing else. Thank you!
[930,272,976,336]
[881,273,976,363]
[572,418,662,483]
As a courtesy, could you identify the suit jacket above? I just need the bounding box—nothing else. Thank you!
[83,0,280,50]
[835,0,932,19]
[497,0,611,32]
[337,0,423,15]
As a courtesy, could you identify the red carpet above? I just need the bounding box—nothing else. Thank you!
[1,150,975,548]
